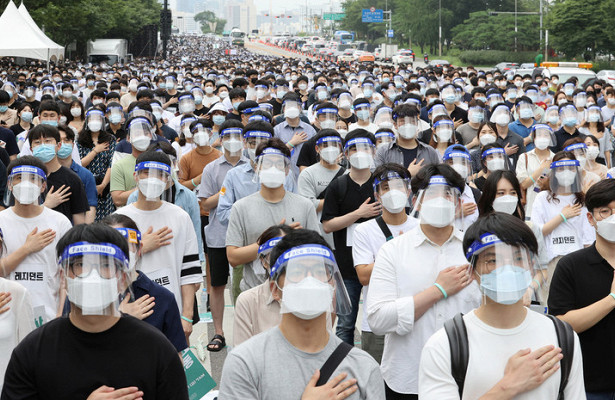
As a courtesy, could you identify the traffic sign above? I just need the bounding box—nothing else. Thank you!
[323,13,346,20]
[362,8,383,23]
[387,29,394,38]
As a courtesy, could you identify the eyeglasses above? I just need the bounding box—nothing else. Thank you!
[68,259,122,279]
[285,264,334,284]
[596,208,615,219]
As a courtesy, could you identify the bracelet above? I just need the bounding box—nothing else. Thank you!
[181,316,193,323]
[530,175,536,184]
[609,293,615,302]
[434,283,448,299]
[532,278,541,290]
[191,178,198,188]
[288,143,295,148]
[560,212,568,223]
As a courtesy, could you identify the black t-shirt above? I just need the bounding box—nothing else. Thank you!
[548,244,615,392]
[46,166,89,222]
[321,174,376,280]
[9,123,25,137]
[107,126,127,142]
[554,127,583,153]
[267,99,283,117]
[399,146,418,168]
[339,113,357,125]
[297,135,319,168]
[2,316,188,399]
[193,106,208,117]
[0,126,19,157]
[449,105,468,124]
[226,112,242,122]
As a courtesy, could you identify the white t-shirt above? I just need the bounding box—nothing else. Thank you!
[0,278,35,392]
[348,122,379,133]
[530,192,595,261]
[352,216,419,332]
[419,309,586,399]
[0,207,72,323]
[115,202,202,311]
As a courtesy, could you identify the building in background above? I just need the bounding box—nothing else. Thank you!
[223,0,256,33]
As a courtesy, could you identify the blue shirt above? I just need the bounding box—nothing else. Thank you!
[217,161,296,226]
[70,161,98,207]
[508,119,536,151]
[131,271,188,352]
[273,120,317,181]
[127,179,205,262]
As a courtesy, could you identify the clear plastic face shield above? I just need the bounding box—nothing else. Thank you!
[468,106,486,124]
[354,103,371,121]
[441,85,457,105]
[6,165,46,206]
[487,93,504,108]
[254,147,291,188]
[128,117,156,152]
[490,105,512,126]
[466,233,537,305]
[544,106,560,126]
[549,159,582,194]
[178,94,196,114]
[59,241,132,316]
[412,175,462,228]
[190,122,212,147]
[270,244,352,320]
[244,130,272,161]
[316,136,342,165]
[257,237,282,275]
[564,143,588,170]
[86,109,105,132]
[525,88,539,103]
[337,93,353,110]
[345,137,375,170]
[395,114,419,140]
[220,127,244,156]
[443,150,471,179]
[516,101,534,120]
[573,92,587,109]
[373,172,410,214]
[433,119,455,143]
[374,107,394,129]
[375,131,395,149]
[316,107,338,130]
[531,124,556,151]
[191,88,204,104]
[560,105,579,128]
[259,103,274,115]
[585,105,603,124]
[282,100,302,119]
[115,227,142,272]
[134,161,172,201]
[428,104,448,122]
[180,117,197,138]
[107,106,123,125]
[482,147,509,172]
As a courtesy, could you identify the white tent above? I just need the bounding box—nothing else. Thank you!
[0,1,64,61]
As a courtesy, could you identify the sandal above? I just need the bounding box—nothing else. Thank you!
[207,334,226,352]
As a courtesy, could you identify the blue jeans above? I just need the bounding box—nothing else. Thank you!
[336,278,362,345]
[587,392,615,400]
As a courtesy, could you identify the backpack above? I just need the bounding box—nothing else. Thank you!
[444,313,574,399]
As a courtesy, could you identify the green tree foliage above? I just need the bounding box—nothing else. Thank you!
[194,10,226,35]
[0,0,160,46]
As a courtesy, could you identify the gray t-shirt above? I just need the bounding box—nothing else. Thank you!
[457,122,479,145]
[226,191,320,290]
[219,327,385,399]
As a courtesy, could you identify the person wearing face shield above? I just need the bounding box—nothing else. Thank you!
[177,119,221,198]
[266,78,289,116]
[366,165,481,398]
[443,145,480,231]
[226,139,320,295]
[553,104,583,152]
[509,97,538,151]
[578,106,612,168]
[102,213,187,353]
[473,144,511,191]
[1,223,189,400]
[440,83,468,128]
[221,229,385,399]
[119,78,139,110]
[168,92,197,136]
[563,139,601,191]
[489,103,526,168]
[233,224,293,346]
[531,153,595,303]
[336,91,357,125]
[321,131,380,345]
[115,150,202,345]
[352,164,418,364]
[419,213,585,399]
[297,130,346,248]
[458,99,487,149]
[349,98,378,133]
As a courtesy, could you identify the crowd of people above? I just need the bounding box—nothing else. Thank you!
[0,34,615,399]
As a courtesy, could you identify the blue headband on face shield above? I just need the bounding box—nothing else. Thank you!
[427,175,450,186]
[269,244,336,279]
[465,232,503,261]
[482,147,506,159]
[564,143,586,152]
[258,237,282,255]
[316,136,341,146]
[257,147,290,160]
[344,137,374,151]
[59,241,128,267]
[375,131,395,139]
[317,107,338,115]
[220,127,243,136]
[244,130,272,139]
[443,151,470,161]
[373,171,408,190]
[134,161,171,174]
[10,165,46,180]
[550,160,580,169]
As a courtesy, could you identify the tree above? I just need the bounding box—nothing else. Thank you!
[195,10,226,35]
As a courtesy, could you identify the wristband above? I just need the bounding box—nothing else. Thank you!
[532,278,541,290]
[191,178,198,188]
[610,293,615,302]
[288,142,295,148]
[434,283,448,299]
[560,212,567,223]
[181,316,193,323]
[530,175,536,184]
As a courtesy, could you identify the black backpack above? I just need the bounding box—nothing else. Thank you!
[444,313,574,399]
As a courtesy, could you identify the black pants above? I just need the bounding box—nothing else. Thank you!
[385,383,417,400]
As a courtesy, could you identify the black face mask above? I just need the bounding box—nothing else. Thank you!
[250,77,258,84]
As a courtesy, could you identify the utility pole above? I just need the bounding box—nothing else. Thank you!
[438,0,442,56]
[161,0,169,59]
[539,0,543,57]
[514,0,518,52]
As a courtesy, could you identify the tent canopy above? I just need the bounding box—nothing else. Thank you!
[0,1,64,61]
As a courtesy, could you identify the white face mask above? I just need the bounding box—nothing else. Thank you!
[492,195,518,214]
[577,156,587,169]
[259,167,285,188]
[223,138,243,154]
[284,107,301,119]
[349,152,373,169]
[398,124,417,139]
[205,86,214,95]
[131,136,151,151]
[596,214,615,242]
[587,146,600,161]
[487,158,506,172]
[138,177,166,200]
[320,120,336,130]
[452,163,468,179]
[495,114,510,126]
[282,276,333,320]
[337,129,348,139]
[381,189,408,214]
[480,134,496,146]
[420,197,455,228]
[66,270,118,315]
[534,137,551,151]
[12,181,40,204]
[256,89,266,99]
[88,120,103,132]
[193,131,210,147]
[319,146,340,164]
[70,108,81,117]
[436,128,453,142]
[555,170,577,186]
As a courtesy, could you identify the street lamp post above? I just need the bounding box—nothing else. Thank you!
[438,0,442,57]
[514,0,517,52]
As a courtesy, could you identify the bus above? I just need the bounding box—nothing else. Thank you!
[333,30,355,44]
[230,27,246,46]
